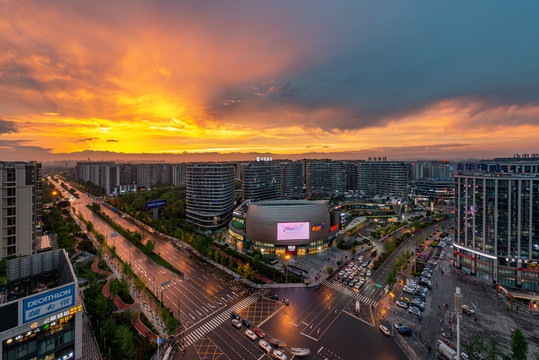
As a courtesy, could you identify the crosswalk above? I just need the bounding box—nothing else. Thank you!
[322,280,379,307]
[181,295,259,347]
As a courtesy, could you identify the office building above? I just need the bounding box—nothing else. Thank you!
[186,163,235,229]
[343,162,358,191]
[306,162,345,195]
[280,162,303,197]
[0,161,42,258]
[455,158,539,290]
[242,162,280,202]
[0,250,82,359]
[411,178,454,204]
[173,163,186,187]
[357,161,409,197]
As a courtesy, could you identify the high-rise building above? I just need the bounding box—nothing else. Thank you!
[173,163,186,187]
[343,162,358,191]
[280,162,303,197]
[455,158,539,290]
[306,162,345,195]
[242,162,280,201]
[0,161,42,258]
[0,250,82,359]
[186,163,235,229]
[357,161,409,197]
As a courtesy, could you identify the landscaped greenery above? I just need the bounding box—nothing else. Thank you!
[87,204,183,277]
[42,203,82,256]
[84,282,155,360]
[106,185,189,237]
[110,278,135,305]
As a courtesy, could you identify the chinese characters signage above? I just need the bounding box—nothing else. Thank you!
[22,284,75,324]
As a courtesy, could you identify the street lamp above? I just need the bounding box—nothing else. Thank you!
[285,254,290,284]
[389,292,395,336]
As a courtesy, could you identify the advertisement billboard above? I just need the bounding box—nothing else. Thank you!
[277,222,310,241]
[22,284,75,324]
[145,199,167,209]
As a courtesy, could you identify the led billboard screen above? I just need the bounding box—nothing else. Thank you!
[277,222,310,241]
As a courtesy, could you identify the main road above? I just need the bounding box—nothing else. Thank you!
[49,178,258,343]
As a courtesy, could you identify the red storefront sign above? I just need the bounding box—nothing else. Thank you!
[518,268,539,274]
[453,251,476,261]
[330,224,338,232]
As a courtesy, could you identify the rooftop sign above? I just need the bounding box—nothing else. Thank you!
[22,284,75,324]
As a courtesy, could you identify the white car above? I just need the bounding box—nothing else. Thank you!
[290,348,311,356]
[272,349,287,360]
[245,329,257,340]
[379,325,390,336]
[232,319,241,328]
[366,270,372,277]
[259,340,272,352]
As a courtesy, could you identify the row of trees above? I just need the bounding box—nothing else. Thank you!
[467,328,537,360]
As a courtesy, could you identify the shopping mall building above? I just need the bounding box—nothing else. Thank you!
[455,157,539,291]
[228,200,344,256]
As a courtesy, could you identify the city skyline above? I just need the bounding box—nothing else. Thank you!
[2,1,539,162]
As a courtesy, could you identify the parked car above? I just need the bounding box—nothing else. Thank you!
[403,286,416,295]
[412,298,425,310]
[397,300,409,309]
[408,306,421,316]
[397,327,412,335]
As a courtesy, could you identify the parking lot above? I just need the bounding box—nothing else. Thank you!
[380,229,539,360]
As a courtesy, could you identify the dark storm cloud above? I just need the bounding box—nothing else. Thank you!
[213,1,539,131]
[0,119,18,134]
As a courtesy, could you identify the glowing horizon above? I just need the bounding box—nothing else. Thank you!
[2,1,539,161]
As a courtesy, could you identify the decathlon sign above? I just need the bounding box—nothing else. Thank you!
[23,284,75,324]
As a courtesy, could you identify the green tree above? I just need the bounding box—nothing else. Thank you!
[113,325,135,359]
[485,337,502,360]
[86,221,94,232]
[511,328,529,360]
[467,335,486,358]
[145,240,155,254]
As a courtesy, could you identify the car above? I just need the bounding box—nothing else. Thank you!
[272,349,287,360]
[400,296,411,304]
[403,286,416,295]
[269,293,279,300]
[270,338,287,348]
[290,348,311,356]
[421,272,432,279]
[349,274,354,280]
[366,270,372,277]
[408,305,422,316]
[343,279,349,286]
[397,327,412,335]
[379,325,390,336]
[462,305,475,315]
[242,319,251,328]
[349,280,356,287]
[416,285,429,293]
[397,300,409,309]
[428,260,438,266]
[333,276,340,281]
[354,282,361,290]
[460,353,471,360]
[259,340,272,352]
[394,323,404,330]
[245,329,257,340]
[338,271,345,276]
[231,312,240,320]
[253,327,265,338]
[359,278,365,286]
[412,298,425,310]
[232,319,241,328]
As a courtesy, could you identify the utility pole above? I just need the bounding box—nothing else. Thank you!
[454,286,463,360]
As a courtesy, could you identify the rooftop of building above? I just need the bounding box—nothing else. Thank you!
[1,250,76,305]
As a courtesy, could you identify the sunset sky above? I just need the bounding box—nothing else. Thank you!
[1,0,539,162]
